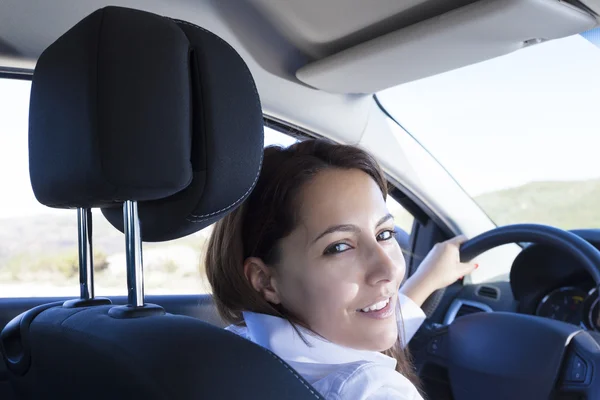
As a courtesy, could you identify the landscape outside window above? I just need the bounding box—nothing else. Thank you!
[0,78,294,297]
[5,32,597,297]
[379,32,600,230]
[0,78,413,297]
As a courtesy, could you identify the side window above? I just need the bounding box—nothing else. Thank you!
[0,77,416,297]
[0,77,298,297]
[386,194,414,235]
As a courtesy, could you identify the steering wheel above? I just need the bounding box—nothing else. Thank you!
[419,224,600,400]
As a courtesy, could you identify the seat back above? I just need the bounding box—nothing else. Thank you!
[3,304,321,399]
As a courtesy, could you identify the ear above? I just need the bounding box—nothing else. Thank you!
[243,257,281,305]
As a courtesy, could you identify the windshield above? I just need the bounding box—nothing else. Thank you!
[378,31,600,229]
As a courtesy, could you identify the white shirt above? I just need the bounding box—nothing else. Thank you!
[227,293,426,400]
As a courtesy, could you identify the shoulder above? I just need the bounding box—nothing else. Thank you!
[312,361,422,400]
[225,324,249,339]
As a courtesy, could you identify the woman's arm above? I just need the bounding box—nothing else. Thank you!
[398,235,478,345]
[397,292,426,347]
[400,235,477,307]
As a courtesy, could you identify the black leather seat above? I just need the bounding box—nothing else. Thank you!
[0,6,323,399]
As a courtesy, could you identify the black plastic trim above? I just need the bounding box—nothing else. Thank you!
[0,68,33,81]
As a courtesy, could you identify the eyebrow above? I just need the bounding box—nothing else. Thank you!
[311,213,394,244]
[376,213,394,228]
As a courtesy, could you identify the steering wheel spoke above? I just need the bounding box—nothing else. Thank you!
[425,326,449,362]
[558,331,600,396]
[414,224,600,400]
[423,223,600,400]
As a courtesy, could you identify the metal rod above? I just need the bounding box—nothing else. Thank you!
[124,200,144,307]
[77,208,94,300]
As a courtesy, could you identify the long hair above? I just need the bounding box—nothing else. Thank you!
[205,139,421,388]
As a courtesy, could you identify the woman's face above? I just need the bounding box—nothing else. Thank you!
[271,168,406,351]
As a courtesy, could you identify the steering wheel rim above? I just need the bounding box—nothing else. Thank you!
[421,224,600,318]
[460,223,600,282]
[420,223,600,400]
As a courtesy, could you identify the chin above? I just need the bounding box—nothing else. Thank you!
[378,331,399,352]
[361,326,399,352]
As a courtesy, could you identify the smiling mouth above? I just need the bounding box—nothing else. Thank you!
[356,296,395,319]
[359,297,391,313]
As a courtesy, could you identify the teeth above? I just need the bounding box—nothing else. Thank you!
[361,298,390,312]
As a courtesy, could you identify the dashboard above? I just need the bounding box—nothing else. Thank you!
[535,285,598,330]
[443,229,600,332]
[510,229,600,332]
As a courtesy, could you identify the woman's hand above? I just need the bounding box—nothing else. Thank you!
[399,235,478,307]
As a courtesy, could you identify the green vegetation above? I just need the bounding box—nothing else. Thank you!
[0,179,598,291]
[1,249,108,281]
[475,178,600,229]
[0,213,211,292]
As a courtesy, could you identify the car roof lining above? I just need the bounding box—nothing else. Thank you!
[237,0,481,60]
[296,0,598,93]
[574,0,600,15]
[0,0,598,141]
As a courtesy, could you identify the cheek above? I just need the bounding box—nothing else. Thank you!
[282,260,360,320]
[274,242,406,342]
[275,253,362,326]
[310,274,359,313]
[299,274,360,341]
[389,244,407,279]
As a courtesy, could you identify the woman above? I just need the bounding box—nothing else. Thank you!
[205,139,477,399]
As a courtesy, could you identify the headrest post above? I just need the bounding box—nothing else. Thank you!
[77,208,94,300]
[124,200,144,307]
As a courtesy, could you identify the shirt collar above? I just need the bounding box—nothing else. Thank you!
[242,311,397,369]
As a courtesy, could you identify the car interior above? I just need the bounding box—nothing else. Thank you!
[1,1,600,399]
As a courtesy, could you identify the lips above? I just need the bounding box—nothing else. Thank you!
[359,297,390,312]
[357,295,395,320]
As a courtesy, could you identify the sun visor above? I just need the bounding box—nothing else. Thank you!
[296,0,598,94]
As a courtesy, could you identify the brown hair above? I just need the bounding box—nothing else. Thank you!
[205,138,420,388]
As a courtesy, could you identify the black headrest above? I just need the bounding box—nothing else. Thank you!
[29,6,263,241]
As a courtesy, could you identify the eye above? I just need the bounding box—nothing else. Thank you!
[323,242,352,255]
[377,229,395,241]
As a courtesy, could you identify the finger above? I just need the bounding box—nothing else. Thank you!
[458,262,477,281]
[461,262,478,275]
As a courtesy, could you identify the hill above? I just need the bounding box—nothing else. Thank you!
[474,178,600,229]
[0,178,599,293]
[0,211,209,266]
[0,211,212,294]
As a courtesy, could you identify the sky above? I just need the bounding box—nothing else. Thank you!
[378,32,600,196]
[1,32,599,219]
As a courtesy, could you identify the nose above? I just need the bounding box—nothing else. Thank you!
[364,242,405,287]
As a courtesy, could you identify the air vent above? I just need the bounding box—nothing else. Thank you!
[455,304,485,319]
[444,299,493,325]
[477,285,499,300]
